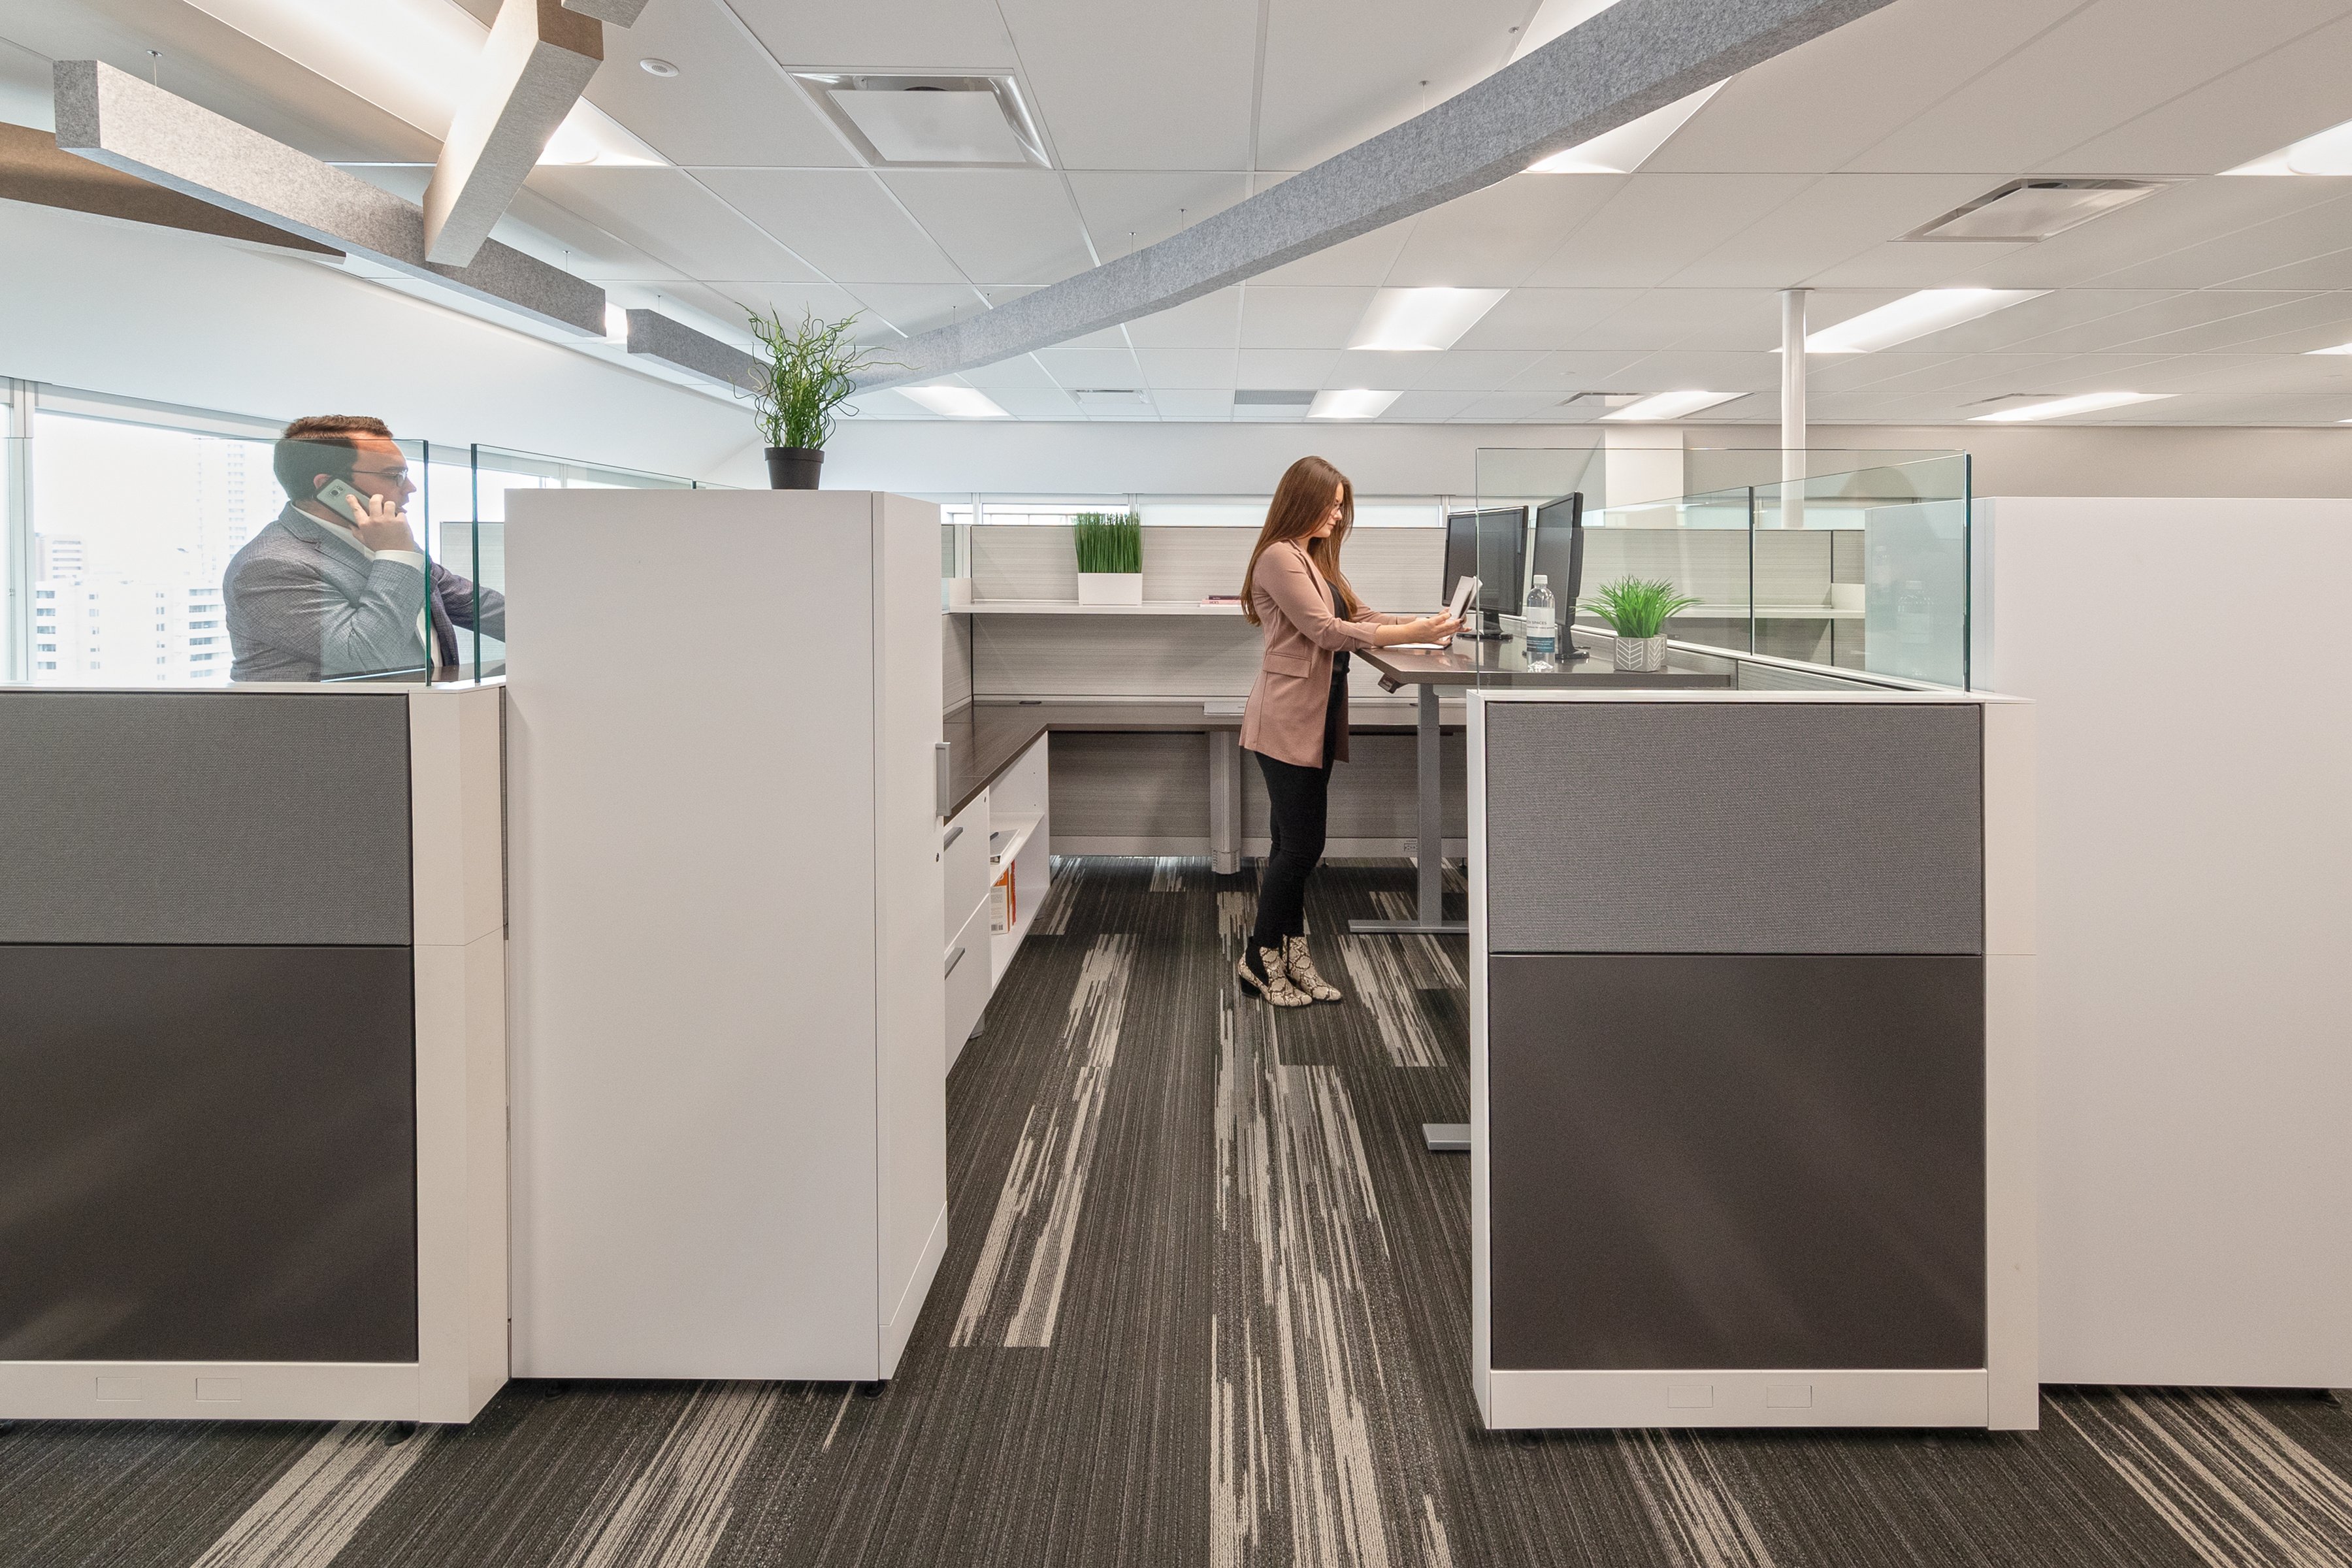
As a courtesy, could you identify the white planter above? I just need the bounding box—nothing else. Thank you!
[1612,633,1669,672]
[1077,572,1143,606]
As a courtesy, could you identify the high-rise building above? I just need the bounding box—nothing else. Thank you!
[29,576,231,683]
[31,533,86,581]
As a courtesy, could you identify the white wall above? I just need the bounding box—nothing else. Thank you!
[0,200,766,485]
[1976,495,2352,1387]
[827,417,2352,502]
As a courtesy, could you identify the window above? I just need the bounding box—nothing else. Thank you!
[188,636,217,645]
[35,643,55,652]
[189,620,218,629]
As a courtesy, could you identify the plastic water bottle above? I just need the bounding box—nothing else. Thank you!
[1524,574,1557,666]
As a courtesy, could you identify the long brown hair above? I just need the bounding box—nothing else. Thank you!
[1241,455,1362,625]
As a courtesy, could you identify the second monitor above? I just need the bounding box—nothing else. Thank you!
[1443,507,1528,638]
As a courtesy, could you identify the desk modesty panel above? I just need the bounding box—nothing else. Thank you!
[1467,690,2036,1432]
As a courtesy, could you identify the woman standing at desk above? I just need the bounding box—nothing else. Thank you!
[1237,457,1463,1007]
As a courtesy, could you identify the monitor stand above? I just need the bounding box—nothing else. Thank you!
[1459,610,1509,642]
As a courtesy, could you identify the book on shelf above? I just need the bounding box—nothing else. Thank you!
[990,860,1016,935]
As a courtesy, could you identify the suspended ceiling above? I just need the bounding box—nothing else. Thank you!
[3,0,2351,425]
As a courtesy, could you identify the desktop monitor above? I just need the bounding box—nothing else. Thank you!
[1442,507,1528,619]
[1531,492,1585,612]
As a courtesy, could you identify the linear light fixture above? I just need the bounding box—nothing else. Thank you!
[2225,116,2352,176]
[900,385,1009,418]
[1348,288,1506,351]
[1969,392,2174,423]
[1526,82,1725,173]
[2307,340,2352,355]
[1307,389,1402,419]
[1599,390,1743,421]
[1804,289,2047,353]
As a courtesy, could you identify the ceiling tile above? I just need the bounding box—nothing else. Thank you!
[1379,389,1480,421]
[1568,290,1785,353]
[727,0,1019,72]
[976,387,1086,419]
[695,170,965,283]
[2049,12,2352,176]
[1149,389,1236,419]
[1848,0,2351,174]
[2074,189,2352,289]
[1381,350,1549,391]
[1449,289,1643,351]
[1032,346,1145,385]
[1237,348,1341,387]
[1519,175,1815,288]
[1674,174,1999,289]
[1239,287,1379,349]
[648,280,868,342]
[1507,351,1653,392]
[1135,348,1241,387]
[994,0,1258,168]
[1064,171,1253,255]
[1254,0,1525,170]
[1124,289,1244,349]
[1645,0,2079,175]
[956,355,1066,390]
[1380,175,1626,288]
[879,169,1094,284]
[525,168,824,281]
[587,0,856,169]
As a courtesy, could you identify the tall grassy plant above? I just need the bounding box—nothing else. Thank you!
[1072,512,1142,574]
[1581,576,1700,638]
[740,308,890,450]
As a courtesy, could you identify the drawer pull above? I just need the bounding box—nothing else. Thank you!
[942,823,964,850]
[944,945,966,978]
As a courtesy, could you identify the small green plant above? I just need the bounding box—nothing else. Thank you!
[738,307,894,450]
[1580,576,1700,638]
[1072,511,1142,574]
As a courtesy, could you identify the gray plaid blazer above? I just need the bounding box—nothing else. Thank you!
[224,504,506,681]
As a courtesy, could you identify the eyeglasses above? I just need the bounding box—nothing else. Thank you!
[351,466,412,482]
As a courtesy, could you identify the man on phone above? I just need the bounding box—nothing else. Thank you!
[224,414,505,681]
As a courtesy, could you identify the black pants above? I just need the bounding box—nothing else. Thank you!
[1249,748,1333,955]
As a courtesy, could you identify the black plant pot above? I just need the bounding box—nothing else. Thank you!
[764,446,823,489]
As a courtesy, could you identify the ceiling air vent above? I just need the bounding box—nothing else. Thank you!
[1903,179,2167,242]
[1233,390,1315,406]
[1071,389,1149,408]
[792,73,1049,169]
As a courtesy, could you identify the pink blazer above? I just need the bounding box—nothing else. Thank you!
[1239,540,1399,768]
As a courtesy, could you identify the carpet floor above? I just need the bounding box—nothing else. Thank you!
[7,857,2352,1568]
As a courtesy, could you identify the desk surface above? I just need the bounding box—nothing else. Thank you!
[1360,640,1733,690]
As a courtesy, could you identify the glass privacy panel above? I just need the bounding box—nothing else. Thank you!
[25,421,433,685]
[1475,446,1972,689]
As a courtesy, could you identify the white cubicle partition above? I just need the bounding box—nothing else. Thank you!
[504,489,947,1382]
[1976,497,2352,1389]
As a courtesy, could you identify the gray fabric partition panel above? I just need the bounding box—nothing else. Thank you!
[0,943,417,1363]
[0,692,412,945]
[1484,702,1981,954]
[1487,953,1986,1371]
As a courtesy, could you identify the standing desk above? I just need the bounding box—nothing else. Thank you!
[1352,639,1730,939]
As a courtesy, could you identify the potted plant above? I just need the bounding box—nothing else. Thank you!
[1580,576,1699,672]
[739,307,889,489]
[1073,511,1143,605]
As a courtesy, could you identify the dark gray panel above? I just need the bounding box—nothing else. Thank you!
[1485,702,1980,954]
[0,944,417,1363]
[1488,953,1984,1371]
[0,692,412,945]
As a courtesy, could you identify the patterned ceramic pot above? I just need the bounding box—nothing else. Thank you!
[1612,633,1668,672]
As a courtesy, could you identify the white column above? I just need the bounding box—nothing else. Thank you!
[1780,287,1808,529]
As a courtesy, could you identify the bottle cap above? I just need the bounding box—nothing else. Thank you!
[1532,574,1547,585]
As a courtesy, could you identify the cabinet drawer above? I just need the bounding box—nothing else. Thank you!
[945,900,990,1069]
[943,789,990,941]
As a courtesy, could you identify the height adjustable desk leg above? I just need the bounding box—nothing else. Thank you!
[1351,681,1465,936]
[1209,728,1240,875]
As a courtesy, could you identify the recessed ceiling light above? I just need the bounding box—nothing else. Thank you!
[1904,179,2166,242]
[1308,389,1403,419]
[792,73,1049,168]
[603,303,629,341]
[1803,289,2048,353]
[1348,288,1507,351]
[638,57,679,77]
[1600,390,1743,421]
[2224,116,2352,176]
[1969,392,2175,423]
[900,385,1009,418]
[2307,341,2352,355]
[1526,82,1725,174]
